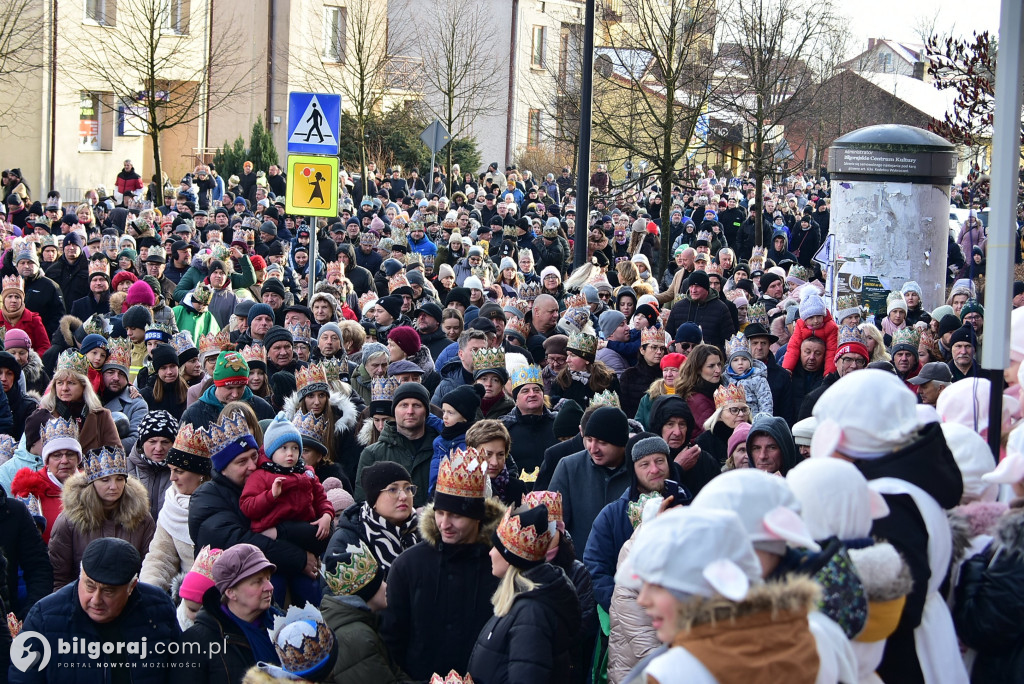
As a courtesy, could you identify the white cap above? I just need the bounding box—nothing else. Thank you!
[787,459,889,541]
[936,378,1017,435]
[615,507,762,601]
[463,276,483,291]
[690,469,820,552]
[812,370,920,460]
[791,417,816,446]
[941,423,998,503]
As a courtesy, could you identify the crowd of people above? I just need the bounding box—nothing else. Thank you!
[0,157,1021,684]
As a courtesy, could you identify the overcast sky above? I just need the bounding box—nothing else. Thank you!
[840,0,1002,55]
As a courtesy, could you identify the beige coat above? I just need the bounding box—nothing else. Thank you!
[607,534,662,684]
[139,486,196,592]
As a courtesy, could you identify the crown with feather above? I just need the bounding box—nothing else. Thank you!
[496,504,553,564]
[641,327,667,346]
[746,302,768,327]
[322,541,379,597]
[472,347,505,375]
[83,445,128,483]
[725,332,750,358]
[510,364,542,391]
[435,447,488,499]
[430,672,475,684]
[590,389,621,409]
[266,603,336,677]
[505,316,531,341]
[521,490,563,524]
[714,384,747,409]
[287,321,311,345]
[518,281,542,302]
[56,349,89,376]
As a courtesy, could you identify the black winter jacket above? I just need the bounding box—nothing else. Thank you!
[760,352,792,420]
[501,407,559,475]
[618,359,661,419]
[181,587,272,684]
[467,562,582,684]
[536,433,583,492]
[551,534,598,684]
[0,485,52,619]
[44,256,90,310]
[665,289,736,355]
[21,269,66,338]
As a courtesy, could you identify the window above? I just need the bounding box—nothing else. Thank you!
[527,109,542,148]
[85,0,115,25]
[531,26,545,68]
[162,0,190,34]
[878,52,892,71]
[323,6,347,63]
[80,93,106,151]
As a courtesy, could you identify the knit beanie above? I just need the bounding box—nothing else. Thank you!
[322,477,355,514]
[388,326,421,356]
[463,276,484,291]
[901,281,922,298]
[886,295,907,315]
[264,412,303,459]
[270,371,297,406]
[383,259,404,277]
[553,400,584,439]
[318,322,343,343]
[361,461,413,507]
[949,324,976,348]
[674,322,702,345]
[687,270,710,291]
[727,422,752,458]
[759,272,782,294]
[598,310,625,339]
[150,343,179,371]
[960,299,984,320]
[442,383,484,421]
[247,302,275,327]
[261,279,286,300]
[583,406,629,447]
[799,293,826,320]
[2,328,31,351]
[377,295,403,319]
[138,410,178,444]
[626,433,671,462]
[213,350,250,387]
[262,325,292,350]
[939,314,963,337]
[392,381,430,415]
[122,304,153,330]
[125,280,156,308]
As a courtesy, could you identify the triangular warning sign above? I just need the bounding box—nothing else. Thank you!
[288,95,337,147]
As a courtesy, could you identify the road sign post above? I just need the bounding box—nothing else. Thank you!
[285,155,339,218]
[420,120,451,186]
[287,93,342,156]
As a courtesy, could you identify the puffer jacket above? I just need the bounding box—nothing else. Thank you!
[467,561,582,684]
[501,406,559,475]
[127,446,172,521]
[9,466,62,544]
[665,288,736,354]
[609,535,661,684]
[552,532,598,684]
[320,594,406,684]
[724,358,774,416]
[355,419,441,508]
[139,485,195,593]
[282,386,364,485]
[48,472,156,590]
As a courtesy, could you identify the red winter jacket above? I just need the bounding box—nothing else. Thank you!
[11,467,66,544]
[782,312,838,376]
[2,308,51,355]
[239,456,333,533]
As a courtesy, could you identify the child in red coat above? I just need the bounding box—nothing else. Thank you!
[782,290,838,376]
[80,334,108,395]
[240,413,334,554]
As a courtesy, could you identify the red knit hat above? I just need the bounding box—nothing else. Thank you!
[112,271,138,291]
[387,325,421,356]
[250,255,267,271]
[125,280,155,308]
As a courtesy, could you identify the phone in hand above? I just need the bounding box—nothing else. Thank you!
[663,479,692,507]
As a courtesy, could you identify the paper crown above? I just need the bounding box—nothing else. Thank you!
[590,389,621,409]
[891,327,921,349]
[358,290,378,310]
[321,357,347,383]
[430,672,474,684]
[325,261,343,281]
[296,364,329,394]
[192,283,213,305]
[641,327,667,346]
[567,330,597,358]
[359,231,378,246]
[83,445,129,483]
[560,307,591,334]
[0,433,15,463]
[144,321,174,341]
[56,349,90,376]
[498,296,529,317]
[322,541,379,596]
[267,603,336,677]
[714,384,747,409]
[232,229,254,243]
[388,273,410,293]
[82,314,108,338]
[41,416,79,445]
[170,330,196,355]
[787,265,812,283]
[377,238,393,252]
[510,364,542,390]
[435,447,488,499]
[627,491,663,529]
[746,302,768,326]
[519,467,539,483]
[205,409,253,458]
[518,281,542,301]
[725,333,750,358]
[189,545,222,581]
[835,294,861,318]
[505,316,531,340]
[695,230,713,244]
[837,324,866,347]
[198,328,232,355]
[287,321,311,344]
[88,260,109,277]
[171,422,210,459]
[240,343,266,366]
[371,376,401,403]
[472,347,505,374]
[104,338,132,370]
[521,490,563,524]
[14,493,42,520]
[390,227,407,247]
[750,246,768,260]
[441,213,459,229]
[470,265,490,285]
[496,505,553,563]
[292,410,329,443]
[1,274,23,293]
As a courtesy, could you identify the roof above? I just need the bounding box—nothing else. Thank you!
[841,39,924,71]
[853,70,958,122]
[595,47,652,81]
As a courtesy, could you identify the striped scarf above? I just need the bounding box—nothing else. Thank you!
[359,501,420,576]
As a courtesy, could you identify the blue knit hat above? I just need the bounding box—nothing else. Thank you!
[247,302,275,327]
[264,412,303,459]
[80,334,108,355]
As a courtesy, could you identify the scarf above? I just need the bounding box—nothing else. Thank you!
[490,466,512,501]
[441,421,469,441]
[570,370,592,385]
[56,400,88,427]
[260,458,307,475]
[223,606,278,665]
[3,301,24,324]
[359,501,420,575]
[158,484,192,544]
[141,454,169,469]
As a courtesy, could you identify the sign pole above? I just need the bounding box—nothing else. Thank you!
[308,215,318,304]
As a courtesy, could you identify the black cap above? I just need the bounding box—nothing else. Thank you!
[467,317,496,335]
[413,302,443,323]
[81,538,142,585]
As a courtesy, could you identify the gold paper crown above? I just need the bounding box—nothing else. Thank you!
[296,364,328,393]
[496,505,553,563]
[188,545,222,581]
[564,292,588,309]
[441,213,459,229]
[837,325,866,347]
[498,297,528,317]
[470,265,490,285]
[292,410,329,443]
[371,376,400,403]
[747,303,768,326]
[521,490,563,524]
[391,214,407,229]
[892,327,921,348]
[518,282,542,301]
[82,314,108,338]
[83,445,128,482]
[589,389,621,409]
[505,317,531,340]
[171,422,210,458]
[510,364,542,390]
[835,294,861,316]
[267,603,336,676]
[641,327,666,346]
[358,292,378,311]
[435,447,488,499]
[472,347,505,374]
[240,344,266,366]
[205,409,253,457]
[170,330,196,355]
[430,672,474,684]
[322,541,379,596]
[725,333,750,358]
[519,467,539,483]
[750,246,768,260]
[1,274,23,292]
[388,273,410,293]
[567,331,597,358]
[287,321,311,344]
[41,416,79,445]
[627,491,663,529]
[714,384,747,409]
[232,229,254,243]
[321,358,346,383]
[198,328,232,355]
[407,251,424,268]
[705,262,722,277]
[788,265,812,282]
[390,227,407,247]
[56,349,89,376]
[104,338,132,369]
[325,261,342,280]
[88,260,109,277]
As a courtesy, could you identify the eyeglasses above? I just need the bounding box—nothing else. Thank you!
[382,485,417,498]
[676,342,694,351]
[838,356,867,368]
[726,406,750,416]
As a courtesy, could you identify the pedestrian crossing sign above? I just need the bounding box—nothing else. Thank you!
[287,92,341,155]
[285,154,339,218]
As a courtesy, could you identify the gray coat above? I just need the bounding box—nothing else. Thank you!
[549,449,631,553]
[127,447,172,522]
[103,388,149,456]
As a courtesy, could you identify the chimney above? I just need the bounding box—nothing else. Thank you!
[913,61,926,81]
[867,38,876,51]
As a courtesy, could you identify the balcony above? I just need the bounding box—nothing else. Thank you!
[386,55,423,94]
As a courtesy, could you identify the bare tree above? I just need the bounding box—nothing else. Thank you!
[713,0,845,247]
[0,0,44,124]
[591,0,720,276]
[61,0,251,195]
[412,0,501,177]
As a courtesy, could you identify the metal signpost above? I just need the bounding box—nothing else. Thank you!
[420,120,452,189]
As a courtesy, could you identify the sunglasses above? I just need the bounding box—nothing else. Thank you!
[676,342,694,351]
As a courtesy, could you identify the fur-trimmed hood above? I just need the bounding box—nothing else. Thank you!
[418,498,505,549]
[357,416,378,447]
[57,315,84,346]
[282,387,359,436]
[673,576,820,632]
[60,471,151,533]
[993,506,1024,557]
[309,290,340,318]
